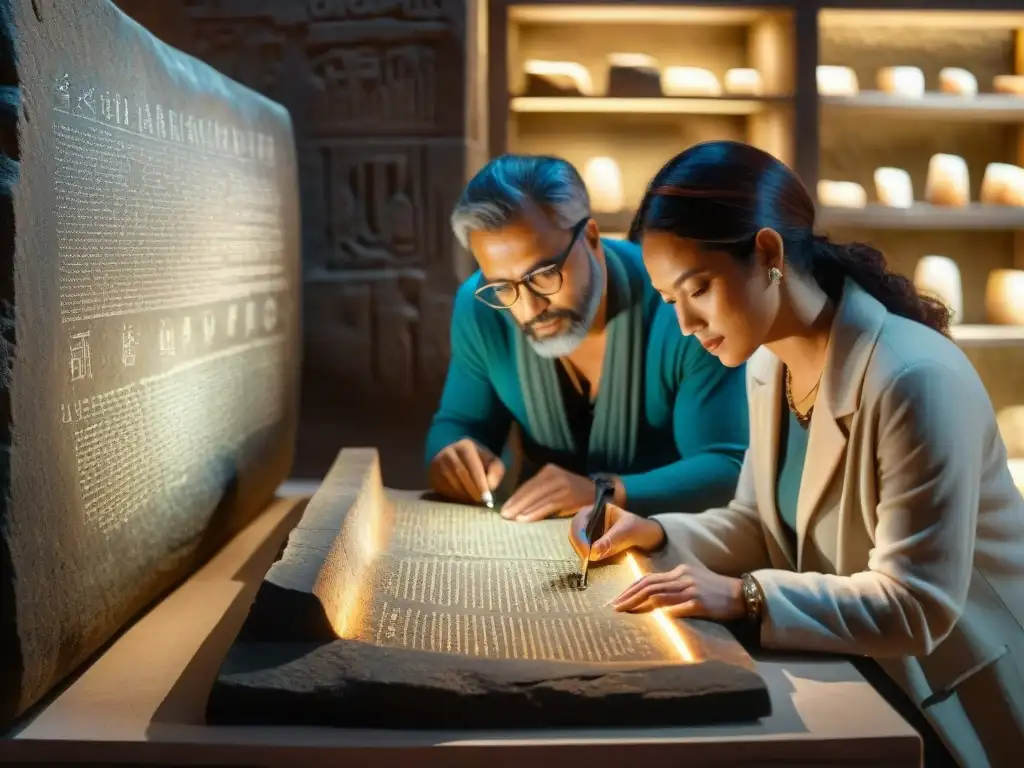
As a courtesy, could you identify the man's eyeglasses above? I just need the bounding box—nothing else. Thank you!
[474,218,589,310]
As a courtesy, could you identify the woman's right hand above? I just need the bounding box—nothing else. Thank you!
[569,502,666,563]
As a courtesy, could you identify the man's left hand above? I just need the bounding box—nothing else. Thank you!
[500,464,597,522]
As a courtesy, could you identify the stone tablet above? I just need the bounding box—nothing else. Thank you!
[207,450,772,729]
[0,0,300,727]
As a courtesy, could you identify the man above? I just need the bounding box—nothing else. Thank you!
[426,154,748,520]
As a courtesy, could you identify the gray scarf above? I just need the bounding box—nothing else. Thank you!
[512,239,644,473]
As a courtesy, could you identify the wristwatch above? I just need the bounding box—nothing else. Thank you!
[740,572,766,623]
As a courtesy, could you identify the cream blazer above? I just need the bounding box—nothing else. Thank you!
[653,280,1024,768]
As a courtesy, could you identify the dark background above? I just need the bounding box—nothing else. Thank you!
[112,0,483,487]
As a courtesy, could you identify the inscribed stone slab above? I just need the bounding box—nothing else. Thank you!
[0,0,300,727]
[208,450,772,728]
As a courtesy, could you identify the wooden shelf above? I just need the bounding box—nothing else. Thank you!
[817,204,1024,231]
[820,10,1024,32]
[821,92,1024,122]
[508,7,773,26]
[951,325,1024,348]
[510,96,789,117]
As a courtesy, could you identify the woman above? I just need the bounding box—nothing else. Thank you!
[570,141,1024,768]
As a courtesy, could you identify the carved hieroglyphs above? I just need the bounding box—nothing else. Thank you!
[1,0,300,727]
[115,0,476,409]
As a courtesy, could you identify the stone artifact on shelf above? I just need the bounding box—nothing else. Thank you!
[207,449,773,729]
[877,66,925,98]
[939,67,978,97]
[993,75,1024,96]
[724,68,763,96]
[980,163,1024,207]
[606,53,662,98]
[874,167,914,209]
[997,406,1024,460]
[925,153,970,207]
[583,157,625,214]
[986,269,1024,325]
[661,66,722,97]
[816,65,859,97]
[0,0,301,729]
[913,256,963,325]
[523,60,595,97]
[1010,460,1024,495]
[817,180,867,208]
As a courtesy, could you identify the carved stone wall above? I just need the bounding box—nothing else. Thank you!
[114,0,479,485]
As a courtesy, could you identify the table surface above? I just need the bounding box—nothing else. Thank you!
[0,490,922,768]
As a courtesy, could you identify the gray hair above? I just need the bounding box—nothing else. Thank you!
[450,154,591,249]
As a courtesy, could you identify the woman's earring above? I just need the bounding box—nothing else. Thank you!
[768,267,782,286]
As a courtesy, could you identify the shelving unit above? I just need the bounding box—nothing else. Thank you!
[487,1,1024,465]
[814,6,1024,444]
[492,4,796,230]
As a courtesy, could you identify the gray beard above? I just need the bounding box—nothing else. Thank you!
[526,248,604,359]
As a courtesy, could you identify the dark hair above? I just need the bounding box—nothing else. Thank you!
[629,141,950,336]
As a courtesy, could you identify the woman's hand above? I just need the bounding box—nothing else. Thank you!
[569,502,666,562]
[612,563,746,621]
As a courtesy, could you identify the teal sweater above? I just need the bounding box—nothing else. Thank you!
[776,402,811,538]
[425,239,749,516]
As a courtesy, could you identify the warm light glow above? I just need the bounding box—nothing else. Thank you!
[328,497,384,640]
[315,467,393,641]
[624,552,697,663]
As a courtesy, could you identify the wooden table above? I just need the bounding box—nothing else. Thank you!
[0,491,922,767]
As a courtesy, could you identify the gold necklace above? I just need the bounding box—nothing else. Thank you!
[785,366,820,428]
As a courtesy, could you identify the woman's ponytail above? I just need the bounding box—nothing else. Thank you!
[809,235,951,336]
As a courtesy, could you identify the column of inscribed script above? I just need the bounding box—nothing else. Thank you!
[52,73,290,542]
[349,499,678,664]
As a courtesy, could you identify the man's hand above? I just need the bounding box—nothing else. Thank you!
[428,438,505,505]
[568,502,665,561]
[500,464,596,522]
